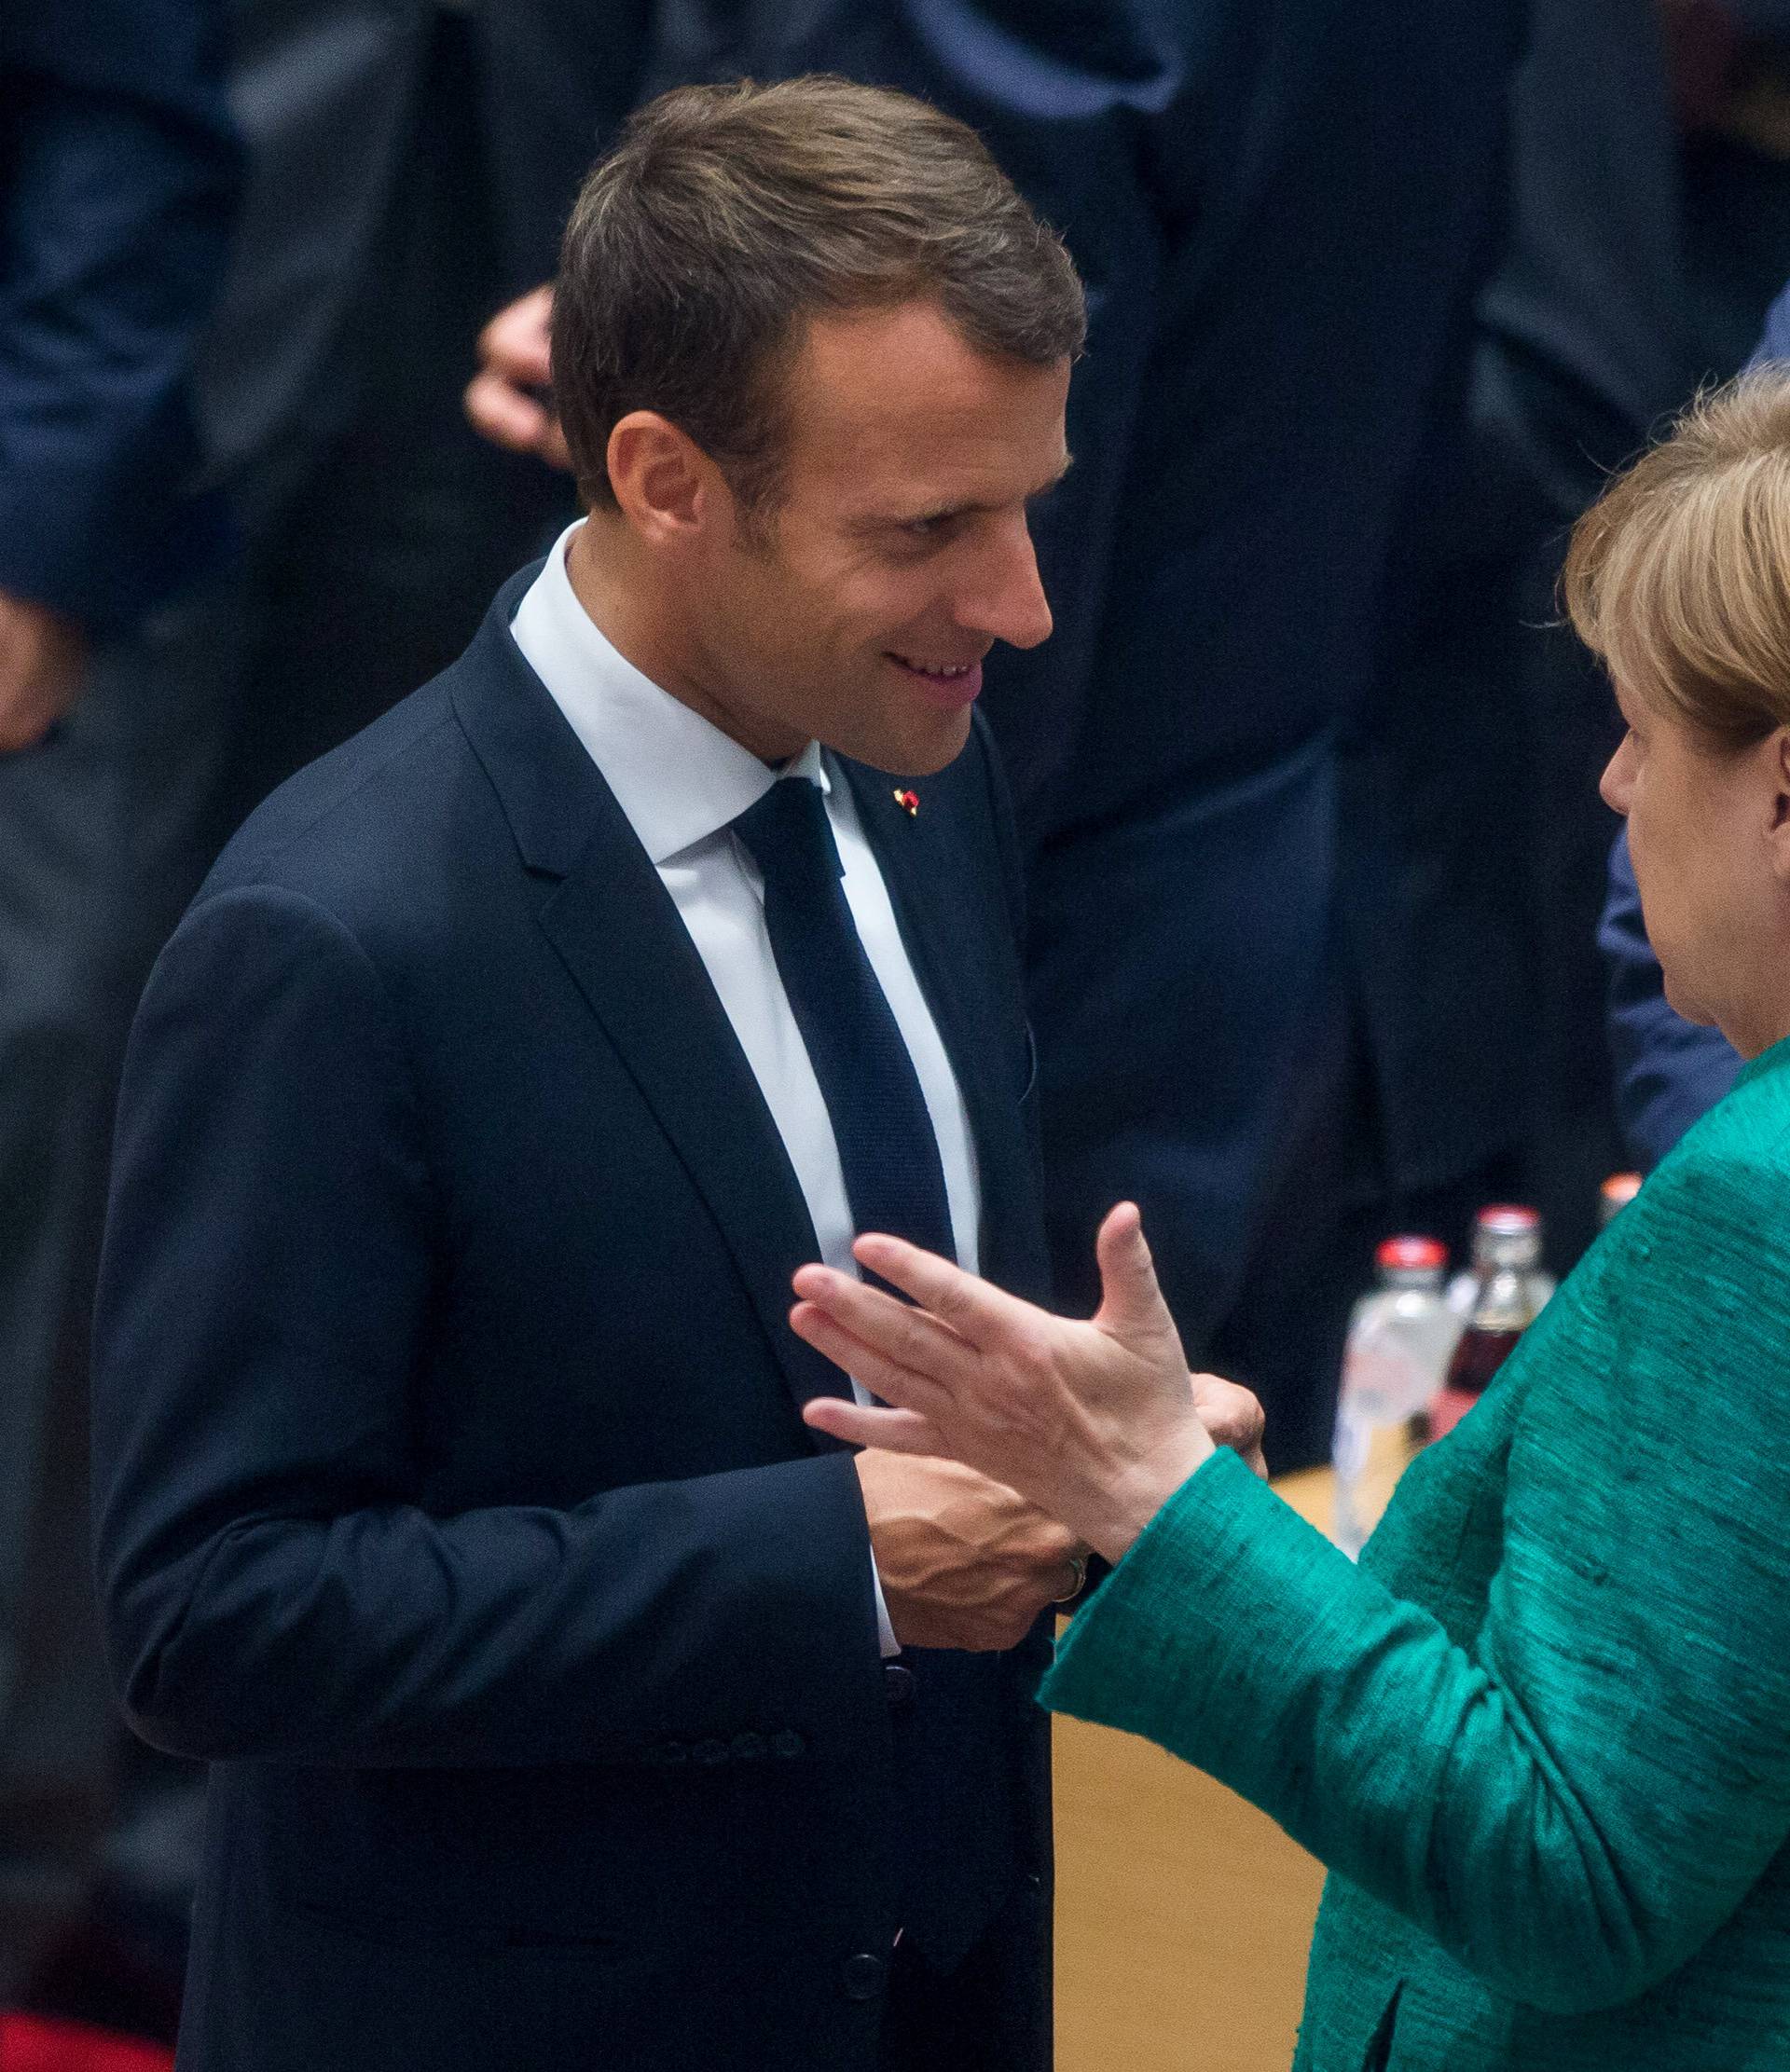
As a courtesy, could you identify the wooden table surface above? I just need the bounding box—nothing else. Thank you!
[1053,1463,1337,2072]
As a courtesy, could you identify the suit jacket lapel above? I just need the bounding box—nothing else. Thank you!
[450,584,853,1439]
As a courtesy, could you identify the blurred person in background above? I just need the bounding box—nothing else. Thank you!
[3,0,655,2040]
[1599,0,1790,1168]
[0,0,239,2031]
[795,365,1790,2072]
[1343,0,1692,1297]
[469,0,1529,1473]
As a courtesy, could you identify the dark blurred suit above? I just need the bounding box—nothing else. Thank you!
[0,0,651,2024]
[200,0,652,817]
[0,0,238,2003]
[1342,0,1692,1285]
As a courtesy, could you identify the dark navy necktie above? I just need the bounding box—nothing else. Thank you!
[736,773,1016,1973]
[732,775,957,1271]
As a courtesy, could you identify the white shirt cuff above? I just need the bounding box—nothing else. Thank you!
[872,1558,900,1657]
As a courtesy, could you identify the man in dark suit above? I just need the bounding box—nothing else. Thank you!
[93,78,1096,2070]
[0,0,239,2008]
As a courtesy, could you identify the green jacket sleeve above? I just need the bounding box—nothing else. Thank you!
[1041,1134,1790,2016]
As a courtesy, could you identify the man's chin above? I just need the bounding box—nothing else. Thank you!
[831,707,974,777]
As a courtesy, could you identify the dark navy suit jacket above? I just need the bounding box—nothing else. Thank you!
[0,0,239,634]
[90,569,1053,2070]
[1593,285,1790,1164]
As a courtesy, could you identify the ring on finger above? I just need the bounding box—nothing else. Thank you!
[1051,1552,1089,1604]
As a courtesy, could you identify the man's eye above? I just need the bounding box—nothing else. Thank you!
[905,516,943,538]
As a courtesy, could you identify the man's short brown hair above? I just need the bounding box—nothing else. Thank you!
[552,75,1087,515]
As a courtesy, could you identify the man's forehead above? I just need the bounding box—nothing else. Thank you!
[783,303,1071,488]
[793,299,1060,396]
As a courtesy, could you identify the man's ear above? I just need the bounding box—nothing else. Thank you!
[1767,728,1790,884]
[606,411,719,542]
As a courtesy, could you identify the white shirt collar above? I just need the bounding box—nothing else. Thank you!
[507,521,827,865]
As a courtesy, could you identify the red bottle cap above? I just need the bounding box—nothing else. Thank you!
[1476,1203,1539,1234]
[1600,1173,1642,1208]
[1375,1235,1447,1271]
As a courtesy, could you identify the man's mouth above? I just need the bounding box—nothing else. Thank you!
[886,651,985,707]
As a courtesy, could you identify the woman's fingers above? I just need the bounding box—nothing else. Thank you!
[1093,1202,1183,1354]
[791,1266,976,1383]
[787,1294,963,1416]
[800,1396,942,1454]
[848,1235,1028,1352]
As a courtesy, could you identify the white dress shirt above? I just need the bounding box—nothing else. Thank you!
[509,522,983,1654]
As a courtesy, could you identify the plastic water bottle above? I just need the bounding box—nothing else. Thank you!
[1332,1237,1460,1558]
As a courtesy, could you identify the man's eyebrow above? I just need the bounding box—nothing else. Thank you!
[848,455,1075,533]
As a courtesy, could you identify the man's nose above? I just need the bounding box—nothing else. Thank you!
[957,520,1053,652]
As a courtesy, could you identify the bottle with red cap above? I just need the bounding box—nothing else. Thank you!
[1426,1205,1549,1443]
[1332,1235,1462,1557]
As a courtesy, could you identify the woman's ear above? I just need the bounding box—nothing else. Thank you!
[1766,729,1790,884]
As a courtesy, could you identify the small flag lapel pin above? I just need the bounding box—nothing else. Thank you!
[892,788,920,817]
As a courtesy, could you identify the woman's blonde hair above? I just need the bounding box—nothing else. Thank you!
[1563,367,1790,749]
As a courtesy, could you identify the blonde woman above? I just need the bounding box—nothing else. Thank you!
[791,370,1790,2069]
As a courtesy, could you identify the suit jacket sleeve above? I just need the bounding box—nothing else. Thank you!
[92,884,882,1768]
[1040,1129,1790,2016]
[0,0,240,633]
[1599,827,1740,1167]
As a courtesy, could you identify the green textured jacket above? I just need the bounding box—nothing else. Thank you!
[1043,1037,1790,2070]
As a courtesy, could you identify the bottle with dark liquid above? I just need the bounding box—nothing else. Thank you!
[1425,1205,1547,1442]
[1599,1172,1642,1228]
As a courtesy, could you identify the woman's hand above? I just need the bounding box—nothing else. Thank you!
[793,1204,1259,1562]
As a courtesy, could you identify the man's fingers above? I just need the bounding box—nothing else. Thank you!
[1190,1372,1269,1478]
[476,284,555,386]
[848,1235,1026,1352]
[0,597,83,753]
[464,370,556,457]
[800,1397,940,1454]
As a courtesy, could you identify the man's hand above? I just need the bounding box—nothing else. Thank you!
[797,1206,1232,1564]
[853,1449,1083,1652]
[0,590,84,752]
[1191,1370,1268,1480]
[464,285,572,472]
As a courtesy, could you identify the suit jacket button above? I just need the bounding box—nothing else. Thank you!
[693,1737,730,1766]
[731,1731,766,1762]
[770,1729,806,1760]
[841,1953,887,2001]
[884,1665,915,1708]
